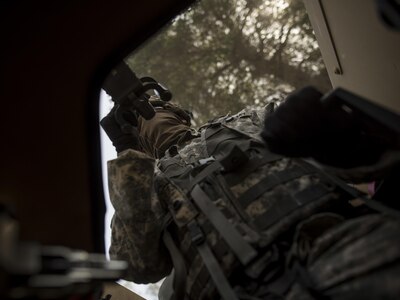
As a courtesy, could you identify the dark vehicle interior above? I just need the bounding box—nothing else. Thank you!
[1,0,399,299]
[0,0,194,252]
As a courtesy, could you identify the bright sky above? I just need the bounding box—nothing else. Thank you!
[100,90,161,300]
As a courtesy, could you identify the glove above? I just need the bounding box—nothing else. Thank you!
[100,106,140,153]
[262,86,385,168]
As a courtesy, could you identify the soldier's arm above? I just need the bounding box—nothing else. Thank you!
[107,149,172,283]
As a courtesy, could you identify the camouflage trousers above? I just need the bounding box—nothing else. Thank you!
[232,213,400,300]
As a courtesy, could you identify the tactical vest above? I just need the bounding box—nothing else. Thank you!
[157,115,386,300]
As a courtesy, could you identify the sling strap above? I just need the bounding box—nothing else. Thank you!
[188,160,222,190]
[302,160,400,219]
[191,185,258,265]
[254,184,331,231]
[237,165,314,208]
[162,229,187,300]
[187,220,239,300]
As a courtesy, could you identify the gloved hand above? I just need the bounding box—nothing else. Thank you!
[100,106,140,153]
[262,86,386,168]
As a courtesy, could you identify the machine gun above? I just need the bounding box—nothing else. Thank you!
[102,61,172,134]
[322,88,400,146]
[320,88,400,213]
[319,88,400,174]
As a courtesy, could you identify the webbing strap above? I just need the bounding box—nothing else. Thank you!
[188,160,222,190]
[224,152,283,186]
[187,221,239,300]
[237,166,314,208]
[294,184,328,205]
[254,184,328,230]
[162,230,187,300]
[191,185,258,265]
[302,160,400,219]
[196,243,239,300]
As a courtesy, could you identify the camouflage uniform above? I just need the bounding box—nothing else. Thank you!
[108,107,400,299]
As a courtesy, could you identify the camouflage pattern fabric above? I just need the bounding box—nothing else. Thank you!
[286,213,400,300]
[107,107,271,285]
[108,149,172,283]
[232,213,400,299]
[108,107,400,299]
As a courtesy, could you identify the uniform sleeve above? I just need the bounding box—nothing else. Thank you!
[107,149,172,283]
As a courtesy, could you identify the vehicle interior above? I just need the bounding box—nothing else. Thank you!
[1,0,399,299]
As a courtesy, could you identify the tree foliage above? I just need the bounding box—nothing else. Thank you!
[127,0,330,125]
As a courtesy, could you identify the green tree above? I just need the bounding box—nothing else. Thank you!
[127,0,330,125]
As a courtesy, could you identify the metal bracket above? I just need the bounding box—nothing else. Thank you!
[304,0,344,75]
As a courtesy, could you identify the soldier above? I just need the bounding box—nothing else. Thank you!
[101,87,400,300]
